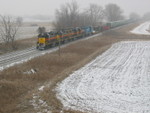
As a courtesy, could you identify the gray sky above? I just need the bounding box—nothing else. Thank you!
[0,0,150,17]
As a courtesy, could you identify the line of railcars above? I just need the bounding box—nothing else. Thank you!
[36,19,134,50]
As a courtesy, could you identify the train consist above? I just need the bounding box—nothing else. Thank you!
[36,19,134,50]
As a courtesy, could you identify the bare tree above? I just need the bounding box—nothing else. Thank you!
[85,4,104,26]
[37,27,46,34]
[54,0,80,29]
[105,3,124,22]
[0,15,22,49]
[77,13,89,26]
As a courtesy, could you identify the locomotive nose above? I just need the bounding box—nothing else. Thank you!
[38,38,45,44]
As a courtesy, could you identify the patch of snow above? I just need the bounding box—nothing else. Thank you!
[39,86,45,91]
[30,84,52,113]
[0,56,33,71]
[131,21,150,35]
[0,46,58,71]
[23,69,36,74]
[56,41,150,113]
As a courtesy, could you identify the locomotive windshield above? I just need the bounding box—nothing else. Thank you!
[38,33,49,38]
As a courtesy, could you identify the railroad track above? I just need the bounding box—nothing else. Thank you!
[0,47,37,70]
[0,33,102,71]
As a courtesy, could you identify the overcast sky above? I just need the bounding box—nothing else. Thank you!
[0,0,149,17]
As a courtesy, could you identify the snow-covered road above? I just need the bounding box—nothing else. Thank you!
[56,41,150,113]
[131,21,150,35]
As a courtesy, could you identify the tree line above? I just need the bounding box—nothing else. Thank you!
[53,1,125,30]
[53,1,150,30]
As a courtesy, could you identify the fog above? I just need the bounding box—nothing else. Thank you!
[0,0,150,20]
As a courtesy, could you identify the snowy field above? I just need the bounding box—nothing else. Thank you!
[0,25,52,42]
[16,26,39,39]
[16,25,52,40]
[56,41,150,113]
[131,21,150,35]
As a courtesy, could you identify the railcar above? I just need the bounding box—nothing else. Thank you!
[106,19,133,28]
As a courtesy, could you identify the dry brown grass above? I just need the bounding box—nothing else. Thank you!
[0,22,150,113]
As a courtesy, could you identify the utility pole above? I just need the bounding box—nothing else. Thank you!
[57,34,61,57]
[58,36,61,57]
[57,30,63,57]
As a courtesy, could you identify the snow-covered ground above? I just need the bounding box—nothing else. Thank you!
[56,41,150,113]
[0,26,52,42]
[16,25,52,40]
[16,26,39,39]
[30,85,52,113]
[131,21,150,35]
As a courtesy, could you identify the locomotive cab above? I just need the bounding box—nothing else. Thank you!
[37,33,49,50]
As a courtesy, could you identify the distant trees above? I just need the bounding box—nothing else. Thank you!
[105,3,124,21]
[77,4,104,26]
[54,0,80,30]
[143,12,150,20]
[84,4,105,26]
[129,12,140,20]
[53,1,126,29]
[0,15,22,49]
[53,1,105,29]
[37,27,46,34]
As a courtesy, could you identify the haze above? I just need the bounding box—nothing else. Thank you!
[0,0,149,18]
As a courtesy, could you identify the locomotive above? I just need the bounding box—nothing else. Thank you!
[36,19,134,50]
[36,27,86,50]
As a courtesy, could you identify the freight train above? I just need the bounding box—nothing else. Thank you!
[36,19,134,50]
